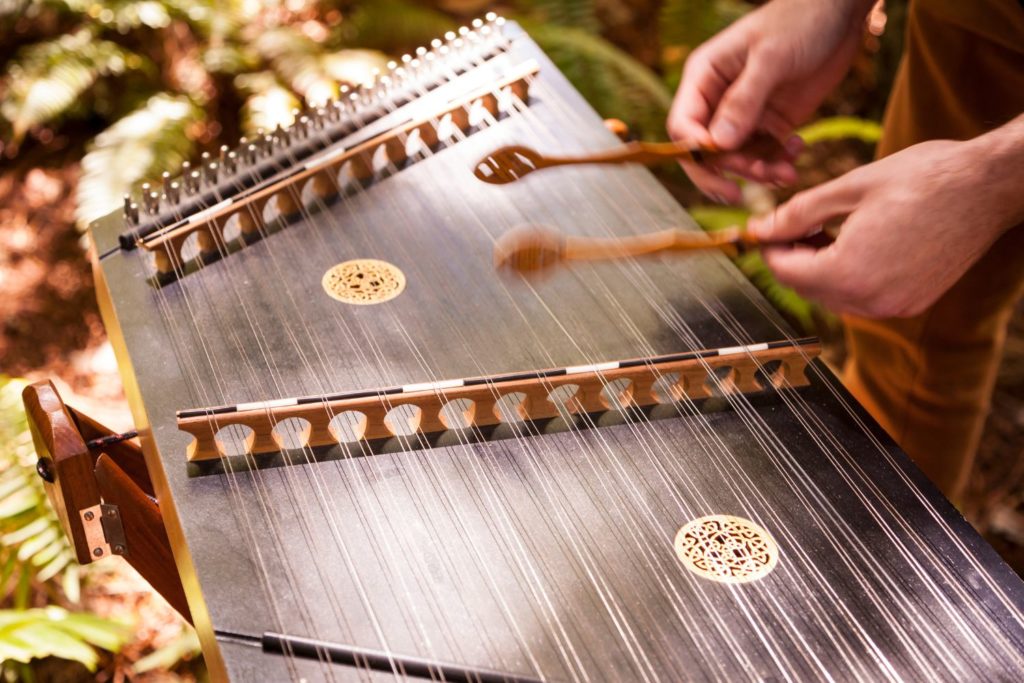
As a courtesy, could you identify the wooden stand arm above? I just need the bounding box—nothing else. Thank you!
[22,380,191,624]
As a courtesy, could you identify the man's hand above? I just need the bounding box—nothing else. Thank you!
[667,0,872,202]
[748,132,1024,318]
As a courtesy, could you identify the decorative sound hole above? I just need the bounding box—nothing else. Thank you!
[675,515,778,584]
[322,259,406,305]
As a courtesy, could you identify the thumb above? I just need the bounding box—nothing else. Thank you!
[708,59,778,149]
[748,173,863,242]
[760,243,840,294]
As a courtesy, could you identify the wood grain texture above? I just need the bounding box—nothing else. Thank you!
[95,454,192,623]
[179,343,818,462]
[22,381,101,565]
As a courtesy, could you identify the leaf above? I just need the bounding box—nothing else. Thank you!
[0,608,128,671]
[14,621,100,670]
[0,28,148,140]
[0,377,76,590]
[659,0,747,49]
[522,20,673,139]
[345,0,456,53]
[797,116,884,145]
[16,525,58,563]
[0,488,37,519]
[56,613,133,652]
[131,626,200,674]
[76,93,204,228]
[519,0,600,32]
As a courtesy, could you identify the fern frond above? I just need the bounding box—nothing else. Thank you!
[0,379,77,594]
[523,21,672,139]
[76,93,203,228]
[0,607,130,672]
[0,28,149,140]
[520,0,599,32]
[344,0,456,53]
[659,0,746,49]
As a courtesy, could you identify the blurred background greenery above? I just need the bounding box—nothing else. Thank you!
[9,0,1018,680]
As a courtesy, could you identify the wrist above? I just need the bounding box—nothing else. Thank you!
[964,116,1024,236]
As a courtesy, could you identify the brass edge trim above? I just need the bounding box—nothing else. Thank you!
[90,234,229,681]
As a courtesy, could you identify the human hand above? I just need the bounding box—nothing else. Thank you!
[748,138,1022,318]
[667,0,871,202]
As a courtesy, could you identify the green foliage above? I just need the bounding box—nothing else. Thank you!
[0,379,76,596]
[519,0,599,31]
[76,93,203,228]
[1,28,148,140]
[131,624,200,674]
[0,379,130,676]
[689,206,820,334]
[797,116,883,145]
[345,0,456,52]
[0,607,130,672]
[658,0,747,51]
[658,0,748,92]
[525,21,672,140]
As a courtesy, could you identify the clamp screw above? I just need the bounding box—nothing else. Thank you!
[92,547,103,557]
[84,511,95,522]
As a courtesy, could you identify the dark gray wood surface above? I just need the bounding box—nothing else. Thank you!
[92,25,1024,682]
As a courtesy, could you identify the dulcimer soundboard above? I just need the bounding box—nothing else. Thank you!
[72,16,1024,681]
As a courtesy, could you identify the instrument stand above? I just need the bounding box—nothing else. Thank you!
[22,380,191,623]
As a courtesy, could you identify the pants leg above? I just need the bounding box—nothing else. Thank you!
[840,0,1024,501]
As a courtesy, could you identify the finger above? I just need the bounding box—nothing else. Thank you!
[708,59,780,149]
[762,108,799,143]
[679,160,743,203]
[748,173,863,242]
[760,244,842,295]
[667,51,729,147]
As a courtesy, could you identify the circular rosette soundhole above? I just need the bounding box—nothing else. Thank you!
[675,515,778,584]
[322,259,406,305]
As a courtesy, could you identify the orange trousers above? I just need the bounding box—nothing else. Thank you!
[841,0,1024,501]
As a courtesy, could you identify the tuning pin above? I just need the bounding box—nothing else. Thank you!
[415,46,427,59]
[245,144,259,165]
[161,172,176,203]
[140,182,152,199]
[444,31,456,42]
[204,161,219,185]
[184,169,200,194]
[225,151,238,174]
[123,194,138,224]
[485,11,498,22]
[145,191,161,215]
[180,161,192,183]
[168,180,181,204]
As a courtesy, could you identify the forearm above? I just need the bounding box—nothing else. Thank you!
[965,113,1024,237]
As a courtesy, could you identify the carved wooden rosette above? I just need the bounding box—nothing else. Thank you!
[140,63,537,280]
[179,342,820,462]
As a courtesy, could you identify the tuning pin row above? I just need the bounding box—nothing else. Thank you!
[123,13,508,229]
